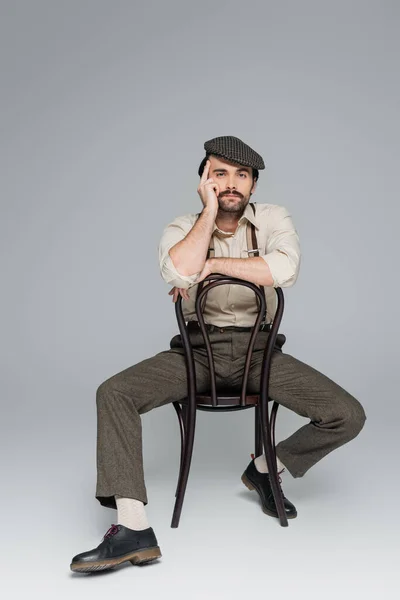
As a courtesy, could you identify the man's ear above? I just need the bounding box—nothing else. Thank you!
[250,179,257,195]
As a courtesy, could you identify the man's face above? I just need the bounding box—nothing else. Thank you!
[208,155,257,214]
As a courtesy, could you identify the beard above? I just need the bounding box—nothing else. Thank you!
[217,192,250,214]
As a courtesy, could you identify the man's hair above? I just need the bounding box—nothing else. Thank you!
[197,154,259,182]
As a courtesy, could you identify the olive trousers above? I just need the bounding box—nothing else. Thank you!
[95,328,366,509]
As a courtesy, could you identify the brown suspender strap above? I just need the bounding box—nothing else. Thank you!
[194,204,268,324]
[248,203,268,324]
[246,218,254,256]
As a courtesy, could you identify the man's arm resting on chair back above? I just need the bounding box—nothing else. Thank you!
[168,205,217,277]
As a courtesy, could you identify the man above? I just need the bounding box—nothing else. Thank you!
[70,135,366,574]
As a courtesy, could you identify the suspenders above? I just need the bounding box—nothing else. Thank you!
[195,202,268,324]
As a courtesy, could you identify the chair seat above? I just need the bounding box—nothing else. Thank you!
[180,393,259,407]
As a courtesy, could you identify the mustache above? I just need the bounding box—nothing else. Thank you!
[220,192,242,198]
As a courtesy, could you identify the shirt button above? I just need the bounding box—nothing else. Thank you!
[231,304,235,308]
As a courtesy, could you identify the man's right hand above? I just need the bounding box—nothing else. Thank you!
[197,159,219,212]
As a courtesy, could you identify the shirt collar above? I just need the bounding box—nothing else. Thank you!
[212,202,259,234]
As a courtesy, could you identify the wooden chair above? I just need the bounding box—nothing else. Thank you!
[171,273,288,528]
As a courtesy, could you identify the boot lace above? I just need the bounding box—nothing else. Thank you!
[103,524,120,540]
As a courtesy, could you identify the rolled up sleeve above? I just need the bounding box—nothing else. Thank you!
[158,215,200,289]
[260,206,301,287]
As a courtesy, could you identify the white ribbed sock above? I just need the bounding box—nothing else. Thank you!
[254,453,286,474]
[114,495,150,531]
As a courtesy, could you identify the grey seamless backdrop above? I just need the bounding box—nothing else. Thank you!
[1,1,399,598]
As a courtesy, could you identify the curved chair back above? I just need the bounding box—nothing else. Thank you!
[174,274,285,408]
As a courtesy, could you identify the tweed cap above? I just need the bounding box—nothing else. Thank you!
[204,135,265,170]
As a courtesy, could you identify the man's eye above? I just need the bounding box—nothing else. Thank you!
[216,173,247,177]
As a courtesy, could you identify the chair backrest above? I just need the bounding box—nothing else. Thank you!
[174,275,285,408]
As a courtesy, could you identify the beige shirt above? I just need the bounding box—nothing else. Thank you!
[158,202,301,327]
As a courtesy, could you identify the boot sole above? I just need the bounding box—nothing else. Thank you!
[70,545,162,573]
[241,473,297,519]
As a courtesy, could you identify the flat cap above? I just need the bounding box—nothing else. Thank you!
[204,135,265,170]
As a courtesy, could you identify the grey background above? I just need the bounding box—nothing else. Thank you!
[1,0,398,597]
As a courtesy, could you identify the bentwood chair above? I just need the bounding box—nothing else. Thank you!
[171,273,289,528]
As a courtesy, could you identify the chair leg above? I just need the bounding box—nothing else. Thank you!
[260,401,288,527]
[172,402,187,497]
[171,401,197,528]
[254,404,263,457]
[255,402,279,460]
[270,401,279,461]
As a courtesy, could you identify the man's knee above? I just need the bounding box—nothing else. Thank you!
[96,379,113,405]
[96,378,116,407]
[338,393,367,440]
